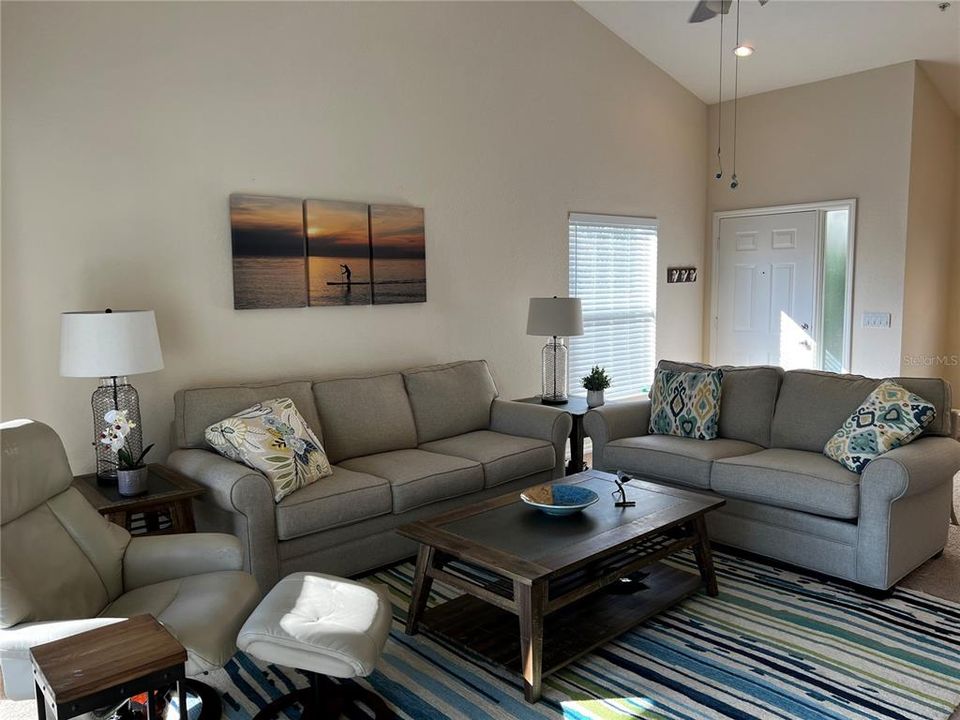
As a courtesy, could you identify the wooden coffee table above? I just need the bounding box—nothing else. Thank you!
[398,470,724,703]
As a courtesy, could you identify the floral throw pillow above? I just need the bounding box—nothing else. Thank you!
[823,380,936,473]
[205,398,332,502]
[649,368,723,440]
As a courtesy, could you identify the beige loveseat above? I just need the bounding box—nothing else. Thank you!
[168,360,572,589]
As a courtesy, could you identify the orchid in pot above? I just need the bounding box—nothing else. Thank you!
[100,410,154,496]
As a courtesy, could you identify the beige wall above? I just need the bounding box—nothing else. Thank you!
[1,1,707,473]
[951,121,960,395]
[902,65,959,380]
[705,63,917,378]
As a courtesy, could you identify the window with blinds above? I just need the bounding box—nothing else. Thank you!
[568,213,657,401]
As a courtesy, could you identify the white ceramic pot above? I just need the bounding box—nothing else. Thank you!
[587,389,605,408]
[117,466,149,497]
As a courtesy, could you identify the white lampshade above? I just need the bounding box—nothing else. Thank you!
[526,297,584,337]
[60,310,164,378]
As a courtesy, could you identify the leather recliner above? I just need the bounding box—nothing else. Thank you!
[0,419,261,700]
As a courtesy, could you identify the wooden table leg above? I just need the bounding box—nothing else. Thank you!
[405,545,435,635]
[566,416,586,476]
[692,515,719,596]
[170,500,196,533]
[516,580,546,703]
[34,682,46,720]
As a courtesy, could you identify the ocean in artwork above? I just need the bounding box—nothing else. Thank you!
[371,258,426,304]
[232,256,307,310]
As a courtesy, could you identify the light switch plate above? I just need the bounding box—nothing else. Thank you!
[862,312,892,329]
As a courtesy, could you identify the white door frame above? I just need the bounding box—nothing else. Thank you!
[710,198,857,371]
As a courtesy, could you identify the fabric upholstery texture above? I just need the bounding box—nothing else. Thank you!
[403,360,499,443]
[824,380,936,472]
[237,572,392,678]
[656,360,782,446]
[420,430,555,487]
[649,368,723,440]
[340,448,484,512]
[205,397,332,502]
[275,466,392,541]
[771,370,952,451]
[488,399,572,480]
[175,381,322,449]
[312,373,418,463]
[712,448,861,519]
[604,435,762,489]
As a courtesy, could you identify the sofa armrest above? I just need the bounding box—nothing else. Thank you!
[861,436,960,502]
[123,533,245,591]
[855,436,960,588]
[166,448,279,588]
[490,399,572,479]
[583,400,651,470]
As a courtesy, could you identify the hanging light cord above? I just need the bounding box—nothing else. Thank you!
[715,6,724,179]
[731,0,741,188]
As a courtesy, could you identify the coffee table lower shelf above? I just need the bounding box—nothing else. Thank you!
[417,563,702,684]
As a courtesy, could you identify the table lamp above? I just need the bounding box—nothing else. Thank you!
[60,309,164,483]
[526,296,583,404]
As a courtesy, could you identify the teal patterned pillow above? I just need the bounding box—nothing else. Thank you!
[649,368,723,440]
[823,380,936,473]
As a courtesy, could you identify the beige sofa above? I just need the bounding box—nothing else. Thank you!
[168,360,572,589]
[585,361,960,591]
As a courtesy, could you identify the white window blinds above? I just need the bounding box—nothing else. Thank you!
[568,213,657,401]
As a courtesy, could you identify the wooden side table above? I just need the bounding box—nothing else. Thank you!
[31,615,187,720]
[72,463,203,535]
[515,396,590,476]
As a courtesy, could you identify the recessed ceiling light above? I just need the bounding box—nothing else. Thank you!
[734,44,754,57]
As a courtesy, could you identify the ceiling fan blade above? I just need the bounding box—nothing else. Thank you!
[689,0,718,23]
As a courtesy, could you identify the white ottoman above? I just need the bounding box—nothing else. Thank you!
[237,572,394,719]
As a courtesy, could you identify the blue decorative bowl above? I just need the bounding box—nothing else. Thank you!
[520,483,600,516]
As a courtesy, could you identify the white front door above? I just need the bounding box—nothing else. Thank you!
[715,211,819,369]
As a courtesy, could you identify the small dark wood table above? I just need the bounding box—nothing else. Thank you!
[515,396,590,475]
[399,470,724,702]
[72,464,203,535]
[31,614,187,720]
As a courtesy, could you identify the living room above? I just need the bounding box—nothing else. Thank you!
[2,1,959,719]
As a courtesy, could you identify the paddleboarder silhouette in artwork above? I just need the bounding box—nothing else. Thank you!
[340,264,352,291]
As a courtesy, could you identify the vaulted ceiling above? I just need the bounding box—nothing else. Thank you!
[579,0,960,114]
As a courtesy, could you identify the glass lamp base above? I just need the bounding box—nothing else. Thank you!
[92,376,143,484]
[540,338,568,404]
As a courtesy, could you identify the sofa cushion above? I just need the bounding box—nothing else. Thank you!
[402,361,498,443]
[656,360,782,447]
[204,397,333,502]
[175,381,321,450]
[420,431,555,488]
[823,380,937,473]
[312,373,417,463]
[275,466,393,540]
[772,370,952,452]
[340,449,484,513]
[711,448,861,519]
[649,367,723,440]
[604,435,763,489]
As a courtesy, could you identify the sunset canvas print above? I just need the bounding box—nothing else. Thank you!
[370,204,426,304]
[305,199,372,306]
[230,194,307,309]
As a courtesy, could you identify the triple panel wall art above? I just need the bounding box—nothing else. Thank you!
[230,193,426,310]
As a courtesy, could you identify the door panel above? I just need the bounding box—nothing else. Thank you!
[716,211,818,369]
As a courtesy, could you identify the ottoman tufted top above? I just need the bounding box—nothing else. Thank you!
[237,572,393,678]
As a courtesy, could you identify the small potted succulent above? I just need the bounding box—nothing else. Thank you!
[100,410,154,496]
[582,366,611,408]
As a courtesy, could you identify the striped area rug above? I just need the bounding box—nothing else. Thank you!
[215,551,960,719]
